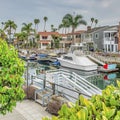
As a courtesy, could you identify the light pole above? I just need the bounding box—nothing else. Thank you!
[26,50,29,98]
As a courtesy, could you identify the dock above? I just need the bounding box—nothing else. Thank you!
[98,67,119,73]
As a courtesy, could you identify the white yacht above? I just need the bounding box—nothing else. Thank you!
[57,44,98,71]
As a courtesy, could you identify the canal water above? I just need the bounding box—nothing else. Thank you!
[27,61,120,90]
[61,66,120,90]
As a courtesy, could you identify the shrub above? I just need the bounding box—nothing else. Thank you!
[43,80,120,120]
[0,39,25,114]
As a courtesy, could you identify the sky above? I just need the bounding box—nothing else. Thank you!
[0,0,120,32]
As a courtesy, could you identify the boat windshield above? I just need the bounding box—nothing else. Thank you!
[68,45,83,53]
[63,56,73,61]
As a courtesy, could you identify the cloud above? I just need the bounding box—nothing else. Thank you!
[0,0,119,32]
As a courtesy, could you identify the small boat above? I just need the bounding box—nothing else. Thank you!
[28,54,37,60]
[98,64,119,73]
[57,44,98,71]
[36,53,51,65]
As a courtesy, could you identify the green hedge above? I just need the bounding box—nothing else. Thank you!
[0,39,25,114]
[43,80,120,120]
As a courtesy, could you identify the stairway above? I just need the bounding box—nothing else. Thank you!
[35,89,52,106]
[46,69,102,102]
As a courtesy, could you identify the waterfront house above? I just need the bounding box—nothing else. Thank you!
[81,26,107,51]
[59,34,71,48]
[81,25,119,53]
[118,22,120,52]
[66,30,85,43]
[38,31,60,49]
[102,26,118,52]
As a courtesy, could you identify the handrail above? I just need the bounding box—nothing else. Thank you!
[71,72,101,92]
[61,74,93,96]
[32,76,91,102]
[31,68,101,100]
[61,74,101,96]
[46,69,101,93]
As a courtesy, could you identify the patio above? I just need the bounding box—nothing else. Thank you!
[0,100,52,120]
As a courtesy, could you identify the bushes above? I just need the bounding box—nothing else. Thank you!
[0,39,25,114]
[43,80,120,120]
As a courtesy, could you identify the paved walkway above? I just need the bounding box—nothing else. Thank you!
[0,100,52,120]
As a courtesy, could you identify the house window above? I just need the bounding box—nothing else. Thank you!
[76,35,81,38]
[111,45,114,52]
[115,37,118,44]
[105,33,110,38]
[108,45,110,51]
[42,43,48,46]
[115,45,118,52]
[95,33,99,39]
[42,36,48,39]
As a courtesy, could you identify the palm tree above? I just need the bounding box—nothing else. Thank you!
[51,24,54,31]
[95,19,98,27]
[21,23,34,49]
[58,18,70,34]
[43,16,48,32]
[51,24,57,32]
[91,17,94,27]
[4,20,17,44]
[1,22,4,30]
[34,19,40,33]
[14,32,27,49]
[58,24,64,34]
[0,29,7,40]
[34,19,40,48]
[63,13,87,44]
[62,18,70,34]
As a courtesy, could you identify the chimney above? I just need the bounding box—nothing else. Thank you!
[87,26,91,31]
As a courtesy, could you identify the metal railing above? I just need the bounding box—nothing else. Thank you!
[30,69,102,103]
[46,69,101,96]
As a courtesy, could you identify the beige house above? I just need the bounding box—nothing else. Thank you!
[66,30,85,44]
[38,31,60,49]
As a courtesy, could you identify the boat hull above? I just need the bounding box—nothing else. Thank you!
[58,58,97,71]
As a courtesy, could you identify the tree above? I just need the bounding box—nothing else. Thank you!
[21,23,34,48]
[51,24,54,31]
[0,39,25,115]
[43,81,120,120]
[14,32,27,49]
[43,16,48,32]
[3,20,17,44]
[91,17,94,27]
[34,19,40,48]
[0,29,7,40]
[1,22,4,30]
[95,19,98,27]
[58,24,64,34]
[34,19,40,33]
[51,25,57,32]
[63,13,87,44]
[59,18,70,34]
[51,34,61,49]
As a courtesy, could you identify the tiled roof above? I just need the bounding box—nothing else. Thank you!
[66,30,86,35]
[60,34,67,37]
[85,26,109,33]
[38,31,60,36]
[38,40,51,43]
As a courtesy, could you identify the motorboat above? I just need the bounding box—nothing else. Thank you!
[57,44,98,71]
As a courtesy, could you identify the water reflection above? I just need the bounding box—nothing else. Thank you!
[61,66,120,90]
[26,62,120,90]
[86,72,120,90]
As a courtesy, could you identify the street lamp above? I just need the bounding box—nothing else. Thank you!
[26,50,29,99]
